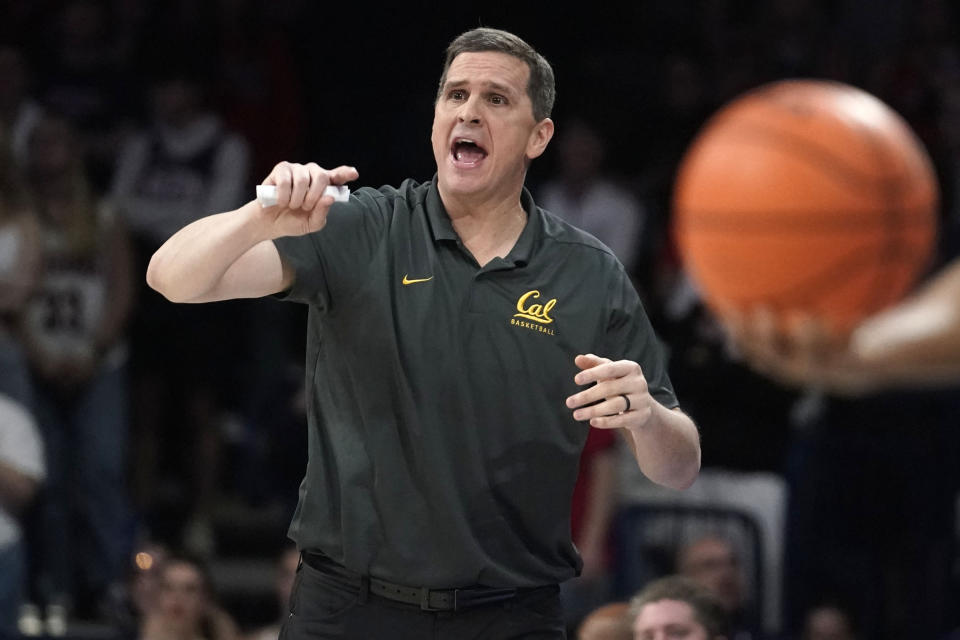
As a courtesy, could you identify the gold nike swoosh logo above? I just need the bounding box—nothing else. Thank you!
[402,274,434,285]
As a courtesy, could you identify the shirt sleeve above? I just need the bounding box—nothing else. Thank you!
[602,267,678,409]
[271,187,390,312]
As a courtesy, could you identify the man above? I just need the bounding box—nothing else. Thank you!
[800,603,858,640]
[148,27,700,639]
[676,536,761,640]
[111,62,252,555]
[630,576,728,640]
[139,553,239,640]
[578,602,632,640]
[538,118,647,275]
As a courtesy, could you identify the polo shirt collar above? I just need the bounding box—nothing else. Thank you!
[425,174,540,268]
[425,175,459,242]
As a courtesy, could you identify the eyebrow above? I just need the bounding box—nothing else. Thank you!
[443,78,518,97]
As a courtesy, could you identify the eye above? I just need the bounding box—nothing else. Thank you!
[449,89,466,101]
[490,94,507,105]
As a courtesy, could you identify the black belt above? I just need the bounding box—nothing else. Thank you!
[301,551,523,612]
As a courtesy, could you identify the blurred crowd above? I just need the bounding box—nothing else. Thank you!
[0,1,959,639]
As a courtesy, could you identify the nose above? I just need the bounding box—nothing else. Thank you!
[457,95,482,124]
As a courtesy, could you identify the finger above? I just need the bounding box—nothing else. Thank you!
[566,377,647,410]
[785,313,831,373]
[753,306,781,351]
[574,353,611,371]
[588,405,652,430]
[301,163,328,211]
[308,194,336,221]
[574,359,641,386]
[262,162,283,186]
[326,165,359,186]
[268,162,294,208]
[736,306,782,366]
[720,307,745,338]
[306,199,333,230]
[289,164,313,210]
[574,399,622,422]
[570,395,628,421]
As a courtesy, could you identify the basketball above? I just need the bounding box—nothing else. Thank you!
[673,79,939,334]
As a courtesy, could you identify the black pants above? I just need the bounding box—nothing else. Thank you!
[280,557,566,639]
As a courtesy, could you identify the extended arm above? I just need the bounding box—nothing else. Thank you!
[147,163,357,303]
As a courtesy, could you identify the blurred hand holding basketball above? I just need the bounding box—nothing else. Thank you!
[724,258,960,395]
[723,307,881,395]
[674,79,938,340]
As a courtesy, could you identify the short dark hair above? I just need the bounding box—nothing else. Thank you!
[437,27,555,121]
[629,575,729,639]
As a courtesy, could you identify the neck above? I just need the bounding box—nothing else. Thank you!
[441,187,528,267]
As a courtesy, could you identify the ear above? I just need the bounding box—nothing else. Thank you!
[526,117,555,160]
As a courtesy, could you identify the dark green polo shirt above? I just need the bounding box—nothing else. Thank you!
[273,175,677,588]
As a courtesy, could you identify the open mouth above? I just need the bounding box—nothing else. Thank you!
[450,137,488,167]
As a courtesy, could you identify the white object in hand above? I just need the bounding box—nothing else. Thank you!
[256,184,350,207]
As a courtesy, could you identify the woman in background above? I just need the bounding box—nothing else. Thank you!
[20,114,135,624]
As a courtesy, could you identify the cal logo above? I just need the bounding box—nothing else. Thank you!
[510,290,557,335]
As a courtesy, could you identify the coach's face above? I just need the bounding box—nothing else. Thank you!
[432,51,553,203]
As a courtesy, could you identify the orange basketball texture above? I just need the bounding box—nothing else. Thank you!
[673,79,938,333]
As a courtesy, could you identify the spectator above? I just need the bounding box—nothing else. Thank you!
[140,553,239,640]
[676,535,761,640]
[110,59,250,553]
[629,575,729,640]
[578,601,631,640]
[801,602,858,640]
[129,543,170,623]
[110,61,250,251]
[19,114,134,625]
[34,0,136,193]
[539,118,648,277]
[0,393,45,637]
[96,540,172,637]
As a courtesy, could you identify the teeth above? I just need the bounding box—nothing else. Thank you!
[452,138,481,162]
